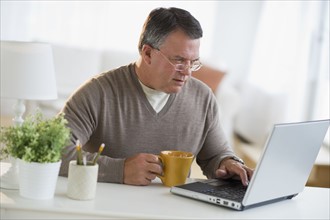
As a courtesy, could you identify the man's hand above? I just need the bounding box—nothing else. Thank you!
[215,158,254,186]
[124,153,162,186]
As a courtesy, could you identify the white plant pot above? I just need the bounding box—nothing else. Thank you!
[18,159,61,200]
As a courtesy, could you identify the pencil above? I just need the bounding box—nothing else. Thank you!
[76,140,83,165]
[92,143,105,165]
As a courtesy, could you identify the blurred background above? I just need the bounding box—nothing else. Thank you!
[1,0,329,146]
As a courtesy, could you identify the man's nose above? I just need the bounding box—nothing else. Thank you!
[181,64,192,75]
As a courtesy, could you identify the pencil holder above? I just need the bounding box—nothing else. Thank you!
[67,160,99,200]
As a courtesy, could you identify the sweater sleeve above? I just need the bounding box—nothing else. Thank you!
[196,94,236,178]
[58,76,126,183]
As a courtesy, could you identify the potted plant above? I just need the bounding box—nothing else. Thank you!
[0,111,71,200]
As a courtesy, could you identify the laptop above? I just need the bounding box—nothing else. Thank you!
[171,119,330,210]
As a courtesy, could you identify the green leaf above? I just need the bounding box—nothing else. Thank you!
[0,111,71,163]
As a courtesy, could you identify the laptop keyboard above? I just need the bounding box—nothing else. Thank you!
[175,180,248,202]
[201,181,247,202]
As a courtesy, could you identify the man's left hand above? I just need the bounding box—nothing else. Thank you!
[215,158,254,186]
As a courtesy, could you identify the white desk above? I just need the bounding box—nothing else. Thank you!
[1,164,329,219]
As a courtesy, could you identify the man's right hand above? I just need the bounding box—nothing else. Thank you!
[123,153,162,186]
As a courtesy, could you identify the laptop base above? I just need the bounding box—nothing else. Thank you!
[171,180,298,211]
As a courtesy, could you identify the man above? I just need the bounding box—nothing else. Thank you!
[59,7,253,186]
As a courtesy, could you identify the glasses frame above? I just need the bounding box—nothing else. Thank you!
[155,48,202,72]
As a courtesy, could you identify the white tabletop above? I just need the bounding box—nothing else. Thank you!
[1,162,329,219]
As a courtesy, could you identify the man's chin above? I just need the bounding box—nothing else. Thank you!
[164,86,183,94]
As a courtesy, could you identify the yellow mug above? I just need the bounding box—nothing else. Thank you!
[157,150,194,187]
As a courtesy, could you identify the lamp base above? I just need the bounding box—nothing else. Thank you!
[0,158,19,190]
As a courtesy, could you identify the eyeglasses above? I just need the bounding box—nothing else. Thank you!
[155,49,202,72]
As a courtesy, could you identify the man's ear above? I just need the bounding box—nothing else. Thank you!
[141,44,153,64]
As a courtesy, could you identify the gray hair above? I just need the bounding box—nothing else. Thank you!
[138,7,203,53]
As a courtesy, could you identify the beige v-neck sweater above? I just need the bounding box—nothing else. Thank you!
[59,63,235,183]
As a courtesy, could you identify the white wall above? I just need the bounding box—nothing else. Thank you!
[212,1,262,83]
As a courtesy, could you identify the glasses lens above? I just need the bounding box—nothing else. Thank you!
[174,64,186,71]
[190,62,202,71]
[174,62,202,72]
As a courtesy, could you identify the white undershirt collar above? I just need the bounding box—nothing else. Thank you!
[138,80,170,113]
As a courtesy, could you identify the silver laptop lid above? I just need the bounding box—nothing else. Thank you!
[243,119,329,206]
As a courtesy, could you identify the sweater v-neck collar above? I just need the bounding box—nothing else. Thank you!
[129,64,176,117]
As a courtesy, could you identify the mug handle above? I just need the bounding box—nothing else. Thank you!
[156,155,165,182]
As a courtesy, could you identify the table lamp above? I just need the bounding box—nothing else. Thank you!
[0,41,58,189]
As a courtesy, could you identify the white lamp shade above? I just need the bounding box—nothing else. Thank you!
[1,41,57,100]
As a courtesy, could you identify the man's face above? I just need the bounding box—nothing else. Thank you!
[147,30,200,93]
